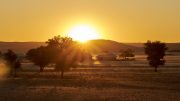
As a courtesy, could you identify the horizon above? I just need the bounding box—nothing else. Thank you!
[0,39,179,43]
[0,39,180,43]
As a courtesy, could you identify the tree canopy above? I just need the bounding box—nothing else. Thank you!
[26,35,90,77]
[26,46,50,72]
[144,41,168,72]
[119,49,135,60]
[46,36,87,77]
[3,49,21,77]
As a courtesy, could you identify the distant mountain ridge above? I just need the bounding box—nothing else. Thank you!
[0,42,46,54]
[126,43,180,51]
[86,39,141,53]
[0,40,179,54]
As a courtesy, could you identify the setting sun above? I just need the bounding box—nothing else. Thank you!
[68,25,100,42]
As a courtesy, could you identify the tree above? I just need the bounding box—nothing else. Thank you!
[46,36,86,78]
[46,35,75,63]
[26,46,50,72]
[0,51,2,57]
[144,41,168,72]
[14,59,21,77]
[3,49,21,77]
[119,49,135,60]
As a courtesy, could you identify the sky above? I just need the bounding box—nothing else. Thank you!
[0,0,180,42]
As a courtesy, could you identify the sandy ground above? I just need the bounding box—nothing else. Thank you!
[0,65,180,101]
[0,56,180,101]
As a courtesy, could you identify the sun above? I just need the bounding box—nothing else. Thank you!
[68,25,100,42]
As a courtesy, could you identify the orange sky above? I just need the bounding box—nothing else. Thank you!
[0,0,180,42]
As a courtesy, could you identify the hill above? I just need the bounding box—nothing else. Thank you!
[126,43,180,51]
[1,40,179,54]
[0,40,138,54]
[85,39,140,53]
[0,42,45,54]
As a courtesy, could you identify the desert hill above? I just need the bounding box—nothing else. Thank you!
[0,40,179,54]
[0,42,46,54]
[126,43,180,51]
[86,39,140,53]
[0,40,138,54]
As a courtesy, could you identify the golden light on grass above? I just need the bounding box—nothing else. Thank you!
[0,61,10,78]
[68,25,100,42]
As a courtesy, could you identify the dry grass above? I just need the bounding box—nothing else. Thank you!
[0,56,180,101]
[0,64,180,101]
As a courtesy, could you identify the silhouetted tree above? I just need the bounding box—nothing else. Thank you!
[0,51,2,57]
[119,49,135,60]
[46,35,76,62]
[46,36,87,78]
[26,46,50,72]
[14,59,21,77]
[144,41,168,72]
[3,49,21,77]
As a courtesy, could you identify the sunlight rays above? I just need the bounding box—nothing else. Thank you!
[68,25,100,42]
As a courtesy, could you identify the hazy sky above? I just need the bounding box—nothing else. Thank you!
[0,0,180,42]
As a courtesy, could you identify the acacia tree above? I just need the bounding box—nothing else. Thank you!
[3,49,21,77]
[0,51,2,57]
[26,46,50,72]
[46,35,87,78]
[119,49,135,60]
[144,41,168,72]
[14,59,21,77]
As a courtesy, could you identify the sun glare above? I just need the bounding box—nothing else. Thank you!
[68,25,100,42]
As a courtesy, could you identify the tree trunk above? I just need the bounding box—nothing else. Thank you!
[14,68,17,77]
[10,68,13,77]
[9,64,13,76]
[154,66,158,72]
[40,66,44,72]
[61,70,64,78]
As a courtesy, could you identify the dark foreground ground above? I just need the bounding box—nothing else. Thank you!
[0,64,180,101]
